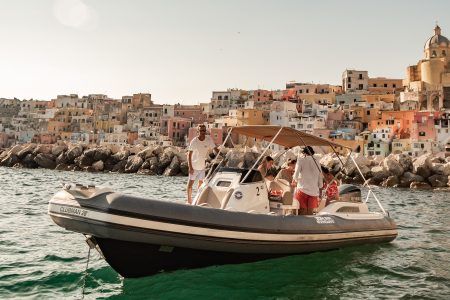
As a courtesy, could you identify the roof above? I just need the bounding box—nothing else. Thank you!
[232,125,351,149]
[424,25,450,49]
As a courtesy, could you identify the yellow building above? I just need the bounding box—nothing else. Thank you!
[403,25,450,110]
[236,108,269,126]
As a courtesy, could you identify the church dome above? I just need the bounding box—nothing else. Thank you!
[424,25,450,49]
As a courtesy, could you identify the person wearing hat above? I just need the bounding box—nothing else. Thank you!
[291,146,323,215]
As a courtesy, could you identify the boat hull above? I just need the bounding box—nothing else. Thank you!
[48,191,397,278]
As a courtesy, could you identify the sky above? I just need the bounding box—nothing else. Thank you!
[0,0,449,105]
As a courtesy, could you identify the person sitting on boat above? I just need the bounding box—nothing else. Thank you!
[321,166,339,206]
[291,146,323,215]
[258,156,275,181]
[187,124,218,204]
[275,159,296,183]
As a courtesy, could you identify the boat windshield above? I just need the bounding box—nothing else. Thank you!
[216,167,263,183]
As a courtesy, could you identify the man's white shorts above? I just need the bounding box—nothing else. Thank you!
[189,169,206,181]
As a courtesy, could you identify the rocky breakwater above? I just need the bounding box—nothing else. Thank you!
[321,152,450,191]
[0,143,193,177]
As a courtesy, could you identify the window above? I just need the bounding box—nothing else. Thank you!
[218,96,222,100]
[375,151,381,155]
[373,84,377,87]
[347,84,351,88]
[432,50,437,57]
[358,74,363,79]
[358,84,363,90]
[419,132,426,136]
[367,110,370,115]
[393,84,396,88]
[384,84,388,87]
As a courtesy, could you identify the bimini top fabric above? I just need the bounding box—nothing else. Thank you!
[231,126,351,149]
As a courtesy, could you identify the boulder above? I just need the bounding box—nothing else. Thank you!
[140,160,151,170]
[427,174,449,188]
[111,149,130,162]
[413,154,432,178]
[163,156,180,176]
[56,152,68,165]
[393,154,413,172]
[226,151,245,168]
[180,161,189,176]
[22,154,38,168]
[66,145,83,163]
[34,153,56,169]
[76,152,96,167]
[93,148,111,162]
[344,154,371,176]
[51,145,67,157]
[398,172,424,188]
[148,156,164,175]
[382,176,399,188]
[410,182,432,190]
[7,145,24,156]
[320,153,339,170]
[359,165,371,178]
[125,155,143,173]
[55,163,71,171]
[243,151,260,169]
[137,168,156,175]
[383,155,404,177]
[370,166,390,181]
[112,160,127,173]
[32,144,52,155]
[17,144,36,159]
[158,148,176,169]
[0,153,19,167]
[430,157,444,164]
[137,146,158,159]
[431,162,450,176]
[371,155,385,166]
[103,158,116,172]
[92,160,104,172]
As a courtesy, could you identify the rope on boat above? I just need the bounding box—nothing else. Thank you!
[81,235,95,299]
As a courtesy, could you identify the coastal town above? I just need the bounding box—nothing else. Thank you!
[1,25,450,158]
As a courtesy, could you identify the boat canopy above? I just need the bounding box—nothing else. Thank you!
[232,125,351,149]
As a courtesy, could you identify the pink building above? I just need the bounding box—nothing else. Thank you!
[127,132,138,145]
[411,111,441,141]
[251,89,271,102]
[168,117,192,145]
[174,104,207,124]
[33,133,57,144]
[187,127,223,146]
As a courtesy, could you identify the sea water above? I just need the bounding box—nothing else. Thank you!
[0,167,449,299]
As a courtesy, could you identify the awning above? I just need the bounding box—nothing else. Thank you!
[232,126,351,149]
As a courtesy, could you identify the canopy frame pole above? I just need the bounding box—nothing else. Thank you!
[240,127,283,184]
[348,153,387,216]
[329,144,350,175]
[205,127,233,180]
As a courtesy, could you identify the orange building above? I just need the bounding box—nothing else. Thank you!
[368,111,416,138]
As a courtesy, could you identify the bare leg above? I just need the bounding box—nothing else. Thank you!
[306,208,314,215]
[198,180,203,189]
[187,180,194,204]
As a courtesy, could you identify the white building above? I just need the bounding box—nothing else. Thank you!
[342,70,369,93]
[269,101,297,126]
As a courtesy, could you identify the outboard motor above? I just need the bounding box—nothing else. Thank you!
[338,184,362,203]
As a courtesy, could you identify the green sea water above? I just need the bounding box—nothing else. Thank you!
[0,167,449,299]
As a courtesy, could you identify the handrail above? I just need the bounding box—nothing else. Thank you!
[240,127,283,184]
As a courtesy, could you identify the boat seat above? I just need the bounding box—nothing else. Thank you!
[195,186,224,209]
[268,179,294,205]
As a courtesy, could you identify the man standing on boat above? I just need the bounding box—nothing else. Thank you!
[291,146,323,215]
[187,124,218,204]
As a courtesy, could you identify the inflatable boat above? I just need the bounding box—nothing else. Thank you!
[48,126,397,278]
